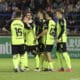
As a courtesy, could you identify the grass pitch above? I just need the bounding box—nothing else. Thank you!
[0,58,80,80]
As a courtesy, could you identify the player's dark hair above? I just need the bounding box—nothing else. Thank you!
[46,11,53,18]
[37,9,45,18]
[56,9,64,14]
[15,11,22,18]
[23,9,32,17]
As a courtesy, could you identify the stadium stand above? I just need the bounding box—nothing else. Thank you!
[0,0,80,35]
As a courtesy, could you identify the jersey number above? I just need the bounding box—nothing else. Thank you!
[15,28,22,36]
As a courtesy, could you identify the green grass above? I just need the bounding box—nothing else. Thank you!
[0,58,80,80]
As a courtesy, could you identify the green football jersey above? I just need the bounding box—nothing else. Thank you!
[25,23,38,46]
[11,19,25,45]
[42,19,56,45]
[56,18,67,42]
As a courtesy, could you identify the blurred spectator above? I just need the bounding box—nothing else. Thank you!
[66,2,74,12]
[0,0,9,12]
[53,0,64,9]
[11,7,20,20]
[0,0,80,35]
[69,0,77,4]
[45,0,54,12]
[17,0,31,11]
[33,0,41,11]
[76,0,80,11]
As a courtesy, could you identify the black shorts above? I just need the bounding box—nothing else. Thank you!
[25,45,38,55]
[38,44,44,52]
[57,42,67,52]
[43,45,53,52]
[12,45,25,55]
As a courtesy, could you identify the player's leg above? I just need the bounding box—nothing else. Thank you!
[24,45,29,71]
[56,43,64,71]
[37,44,44,70]
[19,45,25,72]
[39,53,45,70]
[34,54,40,71]
[56,52,64,71]
[63,52,72,72]
[44,45,54,71]
[35,46,40,70]
[31,46,40,71]
[24,51,29,70]
[37,44,48,71]
[12,45,20,72]
[62,43,72,72]
[45,52,54,71]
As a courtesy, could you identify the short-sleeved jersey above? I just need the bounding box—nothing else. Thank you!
[56,18,67,42]
[25,22,38,46]
[42,19,56,45]
[35,19,48,44]
[10,19,25,45]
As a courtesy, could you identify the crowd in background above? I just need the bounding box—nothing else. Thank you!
[0,0,80,35]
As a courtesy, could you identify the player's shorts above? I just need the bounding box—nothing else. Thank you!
[57,42,67,53]
[38,44,44,52]
[12,44,25,55]
[43,45,53,52]
[25,45,38,55]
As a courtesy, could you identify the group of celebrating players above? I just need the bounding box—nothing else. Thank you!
[3,8,72,72]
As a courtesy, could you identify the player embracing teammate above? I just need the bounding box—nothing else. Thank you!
[3,9,72,72]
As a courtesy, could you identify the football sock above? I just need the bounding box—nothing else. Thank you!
[48,62,53,69]
[35,54,40,68]
[24,52,28,67]
[20,54,25,70]
[13,54,19,69]
[56,52,64,68]
[63,52,71,69]
[44,60,48,69]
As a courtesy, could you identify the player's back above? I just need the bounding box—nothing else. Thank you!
[11,19,25,45]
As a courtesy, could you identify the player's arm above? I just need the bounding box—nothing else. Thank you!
[36,29,48,39]
[36,24,48,39]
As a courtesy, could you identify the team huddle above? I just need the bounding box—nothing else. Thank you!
[3,9,72,72]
